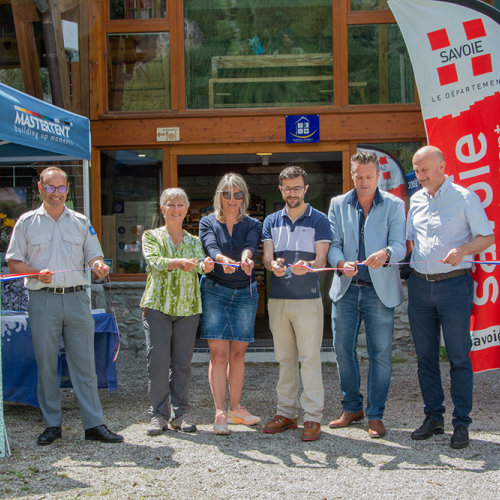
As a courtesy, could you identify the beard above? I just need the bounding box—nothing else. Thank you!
[285,196,302,209]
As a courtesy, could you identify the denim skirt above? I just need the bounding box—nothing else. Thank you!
[200,275,258,342]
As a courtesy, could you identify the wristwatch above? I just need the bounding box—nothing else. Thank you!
[384,247,392,259]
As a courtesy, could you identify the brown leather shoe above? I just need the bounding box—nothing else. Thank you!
[329,411,364,428]
[368,419,386,438]
[301,421,321,441]
[263,415,298,434]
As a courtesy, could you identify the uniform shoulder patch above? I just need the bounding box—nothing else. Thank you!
[89,225,97,235]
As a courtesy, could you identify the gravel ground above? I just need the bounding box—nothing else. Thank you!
[1,353,499,499]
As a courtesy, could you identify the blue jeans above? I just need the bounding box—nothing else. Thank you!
[332,284,394,421]
[408,272,473,428]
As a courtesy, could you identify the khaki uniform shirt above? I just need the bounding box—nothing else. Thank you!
[6,204,103,290]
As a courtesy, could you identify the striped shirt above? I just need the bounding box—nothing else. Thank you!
[263,204,332,299]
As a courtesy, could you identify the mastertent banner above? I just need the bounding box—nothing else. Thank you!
[0,83,90,161]
[389,0,500,372]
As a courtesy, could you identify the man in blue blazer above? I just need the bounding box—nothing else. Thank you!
[328,151,406,438]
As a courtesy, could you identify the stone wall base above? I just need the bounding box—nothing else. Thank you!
[92,280,414,358]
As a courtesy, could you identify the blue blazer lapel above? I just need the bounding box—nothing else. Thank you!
[347,203,358,247]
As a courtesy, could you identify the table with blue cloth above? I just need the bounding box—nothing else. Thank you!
[1,312,119,408]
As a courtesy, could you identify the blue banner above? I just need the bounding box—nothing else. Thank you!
[406,171,422,197]
[0,83,91,160]
[286,115,320,144]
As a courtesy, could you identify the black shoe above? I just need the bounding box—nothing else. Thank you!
[411,417,445,440]
[38,426,62,445]
[85,424,124,443]
[450,425,469,449]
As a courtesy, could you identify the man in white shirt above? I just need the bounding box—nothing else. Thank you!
[407,146,494,449]
[7,167,123,445]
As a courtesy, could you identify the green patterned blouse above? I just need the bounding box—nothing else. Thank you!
[140,227,207,316]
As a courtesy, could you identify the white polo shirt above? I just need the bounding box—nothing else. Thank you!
[6,204,103,290]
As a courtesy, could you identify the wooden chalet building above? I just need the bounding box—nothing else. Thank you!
[2,0,498,319]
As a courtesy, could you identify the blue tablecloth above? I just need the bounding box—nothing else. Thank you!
[1,313,118,408]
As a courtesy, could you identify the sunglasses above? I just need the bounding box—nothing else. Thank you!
[41,183,68,194]
[222,191,244,200]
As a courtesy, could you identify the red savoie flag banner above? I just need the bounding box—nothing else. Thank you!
[389,0,500,372]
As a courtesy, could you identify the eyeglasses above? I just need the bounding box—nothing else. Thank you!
[41,183,68,194]
[222,191,245,200]
[280,186,305,195]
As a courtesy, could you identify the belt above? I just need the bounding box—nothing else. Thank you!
[44,285,85,294]
[411,268,470,282]
[351,279,374,287]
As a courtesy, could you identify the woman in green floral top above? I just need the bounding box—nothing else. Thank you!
[141,188,214,436]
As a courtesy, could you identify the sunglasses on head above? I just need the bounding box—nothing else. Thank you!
[222,190,245,200]
[41,183,68,194]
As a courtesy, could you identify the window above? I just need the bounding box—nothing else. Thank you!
[107,33,171,112]
[184,0,333,109]
[348,24,414,104]
[100,150,162,274]
[109,0,166,20]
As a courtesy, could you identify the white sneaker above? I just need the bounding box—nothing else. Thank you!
[213,410,229,435]
[147,416,168,436]
[227,405,261,425]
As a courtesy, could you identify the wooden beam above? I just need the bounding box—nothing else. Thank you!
[88,0,104,119]
[167,150,178,187]
[348,10,395,25]
[11,0,43,98]
[58,0,80,13]
[78,0,90,117]
[169,0,185,112]
[163,147,170,191]
[106,19,169,33]
[343,147,354,194]
[10,0,39,22]
[339,0,349,106]
[47,0,71,109]
[90,109,426,147]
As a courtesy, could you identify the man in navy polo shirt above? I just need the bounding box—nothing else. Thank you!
[262,166,332,441]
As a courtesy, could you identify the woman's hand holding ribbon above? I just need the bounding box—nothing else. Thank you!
[201,257,214,273]
[240,257,254,276]
[176,258,198,272]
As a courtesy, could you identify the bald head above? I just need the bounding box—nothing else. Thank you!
[412,145,446,196]
[413,146,445,165]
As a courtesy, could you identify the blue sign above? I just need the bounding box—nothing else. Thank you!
[0,82,91,160]
[406,171,422,197]
[286,115,319,144]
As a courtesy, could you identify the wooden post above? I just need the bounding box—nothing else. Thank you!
[11,0,43,99]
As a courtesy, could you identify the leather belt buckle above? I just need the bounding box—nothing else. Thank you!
[53,287,65,294]
[425,274,437,282]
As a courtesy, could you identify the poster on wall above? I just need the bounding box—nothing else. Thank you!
[389,0,500,372]
[112,201,159,274]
